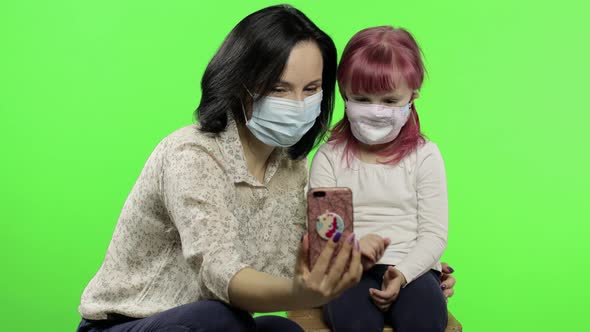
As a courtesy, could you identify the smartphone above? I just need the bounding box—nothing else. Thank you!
[307,187,354,271]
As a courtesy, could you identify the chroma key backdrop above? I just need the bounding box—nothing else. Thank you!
[1,0,589,331]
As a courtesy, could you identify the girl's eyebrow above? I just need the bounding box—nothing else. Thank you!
[350,94,400,99]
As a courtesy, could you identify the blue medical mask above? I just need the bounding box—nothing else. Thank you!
[242,90,323,147]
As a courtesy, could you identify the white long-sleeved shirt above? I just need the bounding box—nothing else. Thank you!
[309,141,448,284]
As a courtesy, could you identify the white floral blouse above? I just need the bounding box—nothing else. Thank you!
[79,117,307,320]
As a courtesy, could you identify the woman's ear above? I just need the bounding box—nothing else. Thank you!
[412,92,420,101]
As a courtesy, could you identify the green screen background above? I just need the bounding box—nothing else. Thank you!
[1,0,588,331]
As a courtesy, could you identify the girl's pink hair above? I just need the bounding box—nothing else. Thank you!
[329,26,426,165]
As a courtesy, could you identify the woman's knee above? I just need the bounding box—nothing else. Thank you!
[169,300,255,332]
[255,316,303,332]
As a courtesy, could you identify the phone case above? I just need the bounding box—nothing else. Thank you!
[307,187,354,270]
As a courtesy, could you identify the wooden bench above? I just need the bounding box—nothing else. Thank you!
[287,308,462,332]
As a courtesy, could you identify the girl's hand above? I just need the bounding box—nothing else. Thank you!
[292,233,363,308]
[440,262,456,302]
[359,234,391,271]
[369,266,406,312]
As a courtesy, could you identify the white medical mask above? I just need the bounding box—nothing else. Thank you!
[243,91,323,147]
[345,100,412,145]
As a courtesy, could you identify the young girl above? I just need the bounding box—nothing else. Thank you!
[310,26,449,331]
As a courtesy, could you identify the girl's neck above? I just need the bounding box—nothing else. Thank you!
[356,142,392,164]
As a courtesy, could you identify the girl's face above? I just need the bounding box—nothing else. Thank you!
[345,79,417,106]
[267,41,323,101]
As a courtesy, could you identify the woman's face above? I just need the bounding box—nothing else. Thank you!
[267,41,323,101]
[346,79,416,107]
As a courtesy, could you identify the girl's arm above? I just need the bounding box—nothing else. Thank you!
[395,142,448,285]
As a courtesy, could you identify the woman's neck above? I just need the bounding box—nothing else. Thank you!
[237,124,275,184]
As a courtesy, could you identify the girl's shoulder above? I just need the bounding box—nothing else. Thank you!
[415,140,443,160]
[416,139,436,151]
[315,141,346,160]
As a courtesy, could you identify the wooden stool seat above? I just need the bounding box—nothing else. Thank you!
[287,308,462,332]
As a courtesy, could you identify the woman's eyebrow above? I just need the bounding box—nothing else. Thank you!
[306,79,322,85]
[277,79,322,86]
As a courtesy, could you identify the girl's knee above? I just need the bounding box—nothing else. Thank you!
[393,310,447,332]
[325,315,384,332]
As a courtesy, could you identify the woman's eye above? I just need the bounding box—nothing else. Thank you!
[354,98,370,102]
[271,87,286,92]
[384,99,398,104]
[305,86,319,92]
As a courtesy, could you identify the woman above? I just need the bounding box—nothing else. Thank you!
[310,26,450,331]
[77,5,456,332]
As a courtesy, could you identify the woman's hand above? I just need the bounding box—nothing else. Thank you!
[291,233,363,308]
[369,266,406,312]
[359,234,391,271]
[440,262,456,302]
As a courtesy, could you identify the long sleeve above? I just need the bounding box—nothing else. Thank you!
[162,142,249,303]
[309,145,337,188]
[395,143,448,285]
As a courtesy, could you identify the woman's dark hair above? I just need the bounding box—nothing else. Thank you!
[196,4,337,160]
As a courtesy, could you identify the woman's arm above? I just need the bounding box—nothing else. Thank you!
[229,233,362,312]
[162,142,250,303]
[163,143,362,312]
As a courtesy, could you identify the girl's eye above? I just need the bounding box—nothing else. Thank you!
[384,99,398,104]
[305,86,319,92]
[354,97,370,102]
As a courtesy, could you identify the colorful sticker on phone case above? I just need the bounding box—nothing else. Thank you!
[316,211,345,240]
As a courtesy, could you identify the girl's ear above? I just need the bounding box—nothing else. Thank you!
[412,92,420,101]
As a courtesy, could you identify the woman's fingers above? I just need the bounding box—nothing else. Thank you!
[441,273,456,288]
[440,273,456,295]
[335,239,362,293]
[309,232,340,280]
[325,233,355,288]
[295,234,311,275]
[443,288,454,299]
[441,262,455,274]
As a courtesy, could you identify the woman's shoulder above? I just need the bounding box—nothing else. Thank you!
[164,123,216,145]
[157,124,219,154]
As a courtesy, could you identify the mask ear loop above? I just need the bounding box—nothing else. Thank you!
[241,101,249,124]
[408,91,418,126]
[241,84,254,124]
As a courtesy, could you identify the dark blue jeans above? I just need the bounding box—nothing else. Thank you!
[323,265,447,332]
[77,300,303,332]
